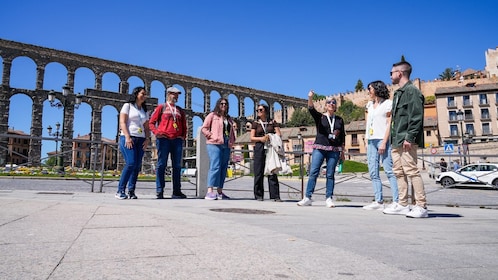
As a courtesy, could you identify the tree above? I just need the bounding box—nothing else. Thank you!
[286,107,314,127]
[337,100,364,124]
[425,95,436,104]
[355,79,364,92]
[439,68,454,81]
[43,156,57,167]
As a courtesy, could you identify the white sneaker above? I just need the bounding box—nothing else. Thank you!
[406,205,429,218]
[325,197,335,208]
[362,201,384,210]
[297,197,312,206]
[382,202,411,215]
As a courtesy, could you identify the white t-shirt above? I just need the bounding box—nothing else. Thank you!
[365,99,392,140]
[120,103,149,137]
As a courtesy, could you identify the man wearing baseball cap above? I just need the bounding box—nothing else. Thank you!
[149,86,187,199]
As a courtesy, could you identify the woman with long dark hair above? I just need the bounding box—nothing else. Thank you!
[363,80,398,210]
[116,86,150,199]
[201,98,236,200]
[250,104,282,202]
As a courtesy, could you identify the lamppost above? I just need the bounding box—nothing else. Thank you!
[297,132,304,199]
[456,109,467,165]
[47,122,62,171]
[47,84,82,172]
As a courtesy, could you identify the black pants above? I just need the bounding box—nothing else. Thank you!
[253,142,280,199]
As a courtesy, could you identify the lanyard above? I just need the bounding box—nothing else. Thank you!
[166,102,177,122]
[259,120,267,134]
[326,113,335,133]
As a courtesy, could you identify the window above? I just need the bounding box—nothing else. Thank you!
[426,130,432,136]
[351,134,358,145]
[450,125,458,136]
[465,123,474,135]
[482,123,491,135]
[447,96,455,107]
[479,94,488,105]
[462,95,471,106]
[481,108,490,119]
[449,111,457,121]
[464,109,473,120]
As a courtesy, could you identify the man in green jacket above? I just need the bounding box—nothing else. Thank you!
[383,61,428,218]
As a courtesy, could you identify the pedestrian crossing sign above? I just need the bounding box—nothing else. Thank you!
[444,143,454,154]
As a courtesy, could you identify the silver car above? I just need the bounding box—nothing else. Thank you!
[436,163,498,189]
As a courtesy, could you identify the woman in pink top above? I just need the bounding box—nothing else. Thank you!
[201,98,236,200]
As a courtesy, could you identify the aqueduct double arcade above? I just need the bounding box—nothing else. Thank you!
[0,38,306,167]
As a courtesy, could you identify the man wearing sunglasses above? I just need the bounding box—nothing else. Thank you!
[383,61,428,218]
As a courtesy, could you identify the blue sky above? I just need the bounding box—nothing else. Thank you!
[1,0,497,157]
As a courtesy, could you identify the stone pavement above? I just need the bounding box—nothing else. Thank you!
[1,173,498,279]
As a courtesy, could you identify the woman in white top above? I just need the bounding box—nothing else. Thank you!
[116,86,150,200]
[363,81,399,210]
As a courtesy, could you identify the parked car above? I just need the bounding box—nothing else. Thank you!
[436,163,498,189]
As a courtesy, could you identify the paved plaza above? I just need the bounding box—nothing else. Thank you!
[0,172,497,279]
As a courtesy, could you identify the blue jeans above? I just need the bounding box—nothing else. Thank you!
[156,138,183,194]
[367,139,399,203]
[305,149,340,199]
[118,136,145,193]
[206,137,230,189]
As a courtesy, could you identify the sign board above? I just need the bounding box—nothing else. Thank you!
[431,147,437,154]
[444,143,454,154]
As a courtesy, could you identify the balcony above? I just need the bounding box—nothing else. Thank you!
[462,99,473,108]
[479,99,489,107]
[481,114,491,121]
[464,115,474,121]
[482,128,493,136]
[447,101,457,109]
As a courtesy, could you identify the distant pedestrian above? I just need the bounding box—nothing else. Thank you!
[440,158,448,172]
[453,159,460,171]
[383,61,428,218]
[116,86,150,200]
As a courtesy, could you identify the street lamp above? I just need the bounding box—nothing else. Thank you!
[47,122,62,171]
[297,132,304,199]
[47,84,83,171]
[456,109,467,165]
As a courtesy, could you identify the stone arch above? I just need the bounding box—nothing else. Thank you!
[102,72,120,93]
[10,56,36,90]
[0,39,306,167]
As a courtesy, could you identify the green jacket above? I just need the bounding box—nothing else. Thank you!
[390,81,425,148]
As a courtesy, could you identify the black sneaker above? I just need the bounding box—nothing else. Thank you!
[128,191,137,199]
[172,192,187,199]
[156,192,164,199]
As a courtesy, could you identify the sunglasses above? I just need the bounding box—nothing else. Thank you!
[220,102,228,106]
[257,108,264,112]
[326,101,337,105]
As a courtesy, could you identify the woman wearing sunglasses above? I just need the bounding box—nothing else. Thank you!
[201,98,236,200]
[250,104,282,202]
[297,91,345,208]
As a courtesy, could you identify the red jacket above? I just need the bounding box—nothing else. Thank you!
[149,103,187,139]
